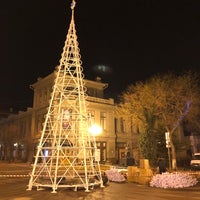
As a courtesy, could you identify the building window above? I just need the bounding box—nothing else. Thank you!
[44,89,47,102]
[197,143,200,152]
[20,121,26,137]
[100,112,106,130]
[96,141,106,162]
[120,117,125,133]
[36,115,44,133]
[88,110,95,127]
[39,91,42,104]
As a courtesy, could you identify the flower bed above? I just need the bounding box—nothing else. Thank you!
[105,168,126,182]
[150,172,198,189]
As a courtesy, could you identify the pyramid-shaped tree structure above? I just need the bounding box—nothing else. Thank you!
[27,0,104,193]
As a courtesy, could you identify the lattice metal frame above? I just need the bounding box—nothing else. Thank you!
[27,1,104,193]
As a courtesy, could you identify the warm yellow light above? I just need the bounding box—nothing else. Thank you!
[88,124,102,136]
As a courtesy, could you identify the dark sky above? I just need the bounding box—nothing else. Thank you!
[1,0,200,111]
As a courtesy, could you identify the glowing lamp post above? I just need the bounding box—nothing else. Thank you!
[88,124,102,162]
[88,124,102,137]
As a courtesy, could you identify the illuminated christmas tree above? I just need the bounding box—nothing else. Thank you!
[27,0,104,193]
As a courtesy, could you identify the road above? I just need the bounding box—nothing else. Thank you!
[0,162,200,200]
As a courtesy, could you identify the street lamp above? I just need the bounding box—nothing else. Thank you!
[88,124,102,162]
[88,124,102,136]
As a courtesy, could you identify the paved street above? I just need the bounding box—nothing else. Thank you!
[0,162,200,200]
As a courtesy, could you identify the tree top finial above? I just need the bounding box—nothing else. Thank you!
[71,0,76,10]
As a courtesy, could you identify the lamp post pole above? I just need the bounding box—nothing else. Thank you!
[89,124,102,162]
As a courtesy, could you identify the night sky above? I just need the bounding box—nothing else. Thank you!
[1,0,200,111]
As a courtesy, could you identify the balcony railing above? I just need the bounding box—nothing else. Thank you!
[87,96,114,105]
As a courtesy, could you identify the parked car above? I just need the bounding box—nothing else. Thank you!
[190,153,200,170]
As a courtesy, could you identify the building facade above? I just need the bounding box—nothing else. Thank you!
[0,72,120,163]
[0,71,198,166]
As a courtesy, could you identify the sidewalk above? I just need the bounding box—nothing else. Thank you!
[0,161,200,200]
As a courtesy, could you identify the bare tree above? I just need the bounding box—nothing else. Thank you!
[116,71,200,169]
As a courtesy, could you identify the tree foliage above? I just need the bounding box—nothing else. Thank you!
[116,71,200,168]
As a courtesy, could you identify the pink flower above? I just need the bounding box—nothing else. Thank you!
[150,172,198,188]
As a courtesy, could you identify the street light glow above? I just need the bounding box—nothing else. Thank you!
[88,124,102,136]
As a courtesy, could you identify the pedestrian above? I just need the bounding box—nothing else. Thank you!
[158,158,166,174]
[126,152,135,166]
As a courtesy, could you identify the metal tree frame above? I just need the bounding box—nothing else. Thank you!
[27,1,104,193]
